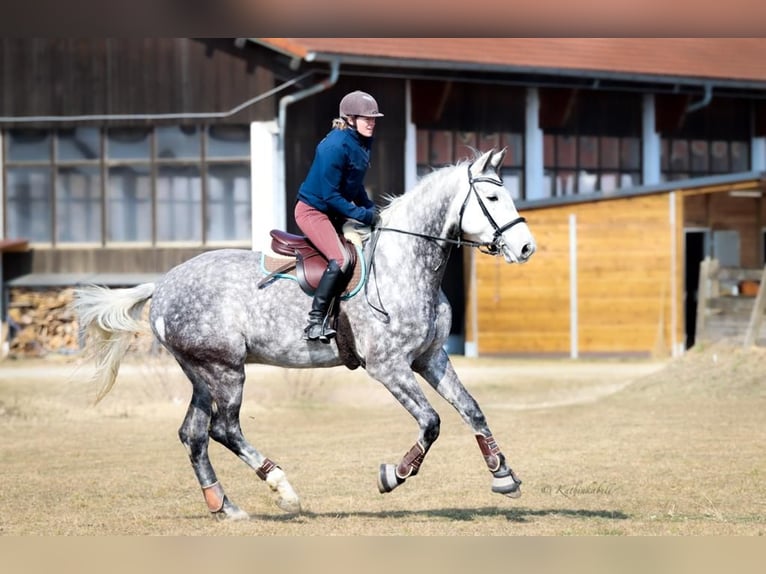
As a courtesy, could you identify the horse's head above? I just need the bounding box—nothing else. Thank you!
[456,149,536,263]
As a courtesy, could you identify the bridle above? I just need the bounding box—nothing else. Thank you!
[363,161,528,321]
[455,163,527,255]
[374,162,527,256]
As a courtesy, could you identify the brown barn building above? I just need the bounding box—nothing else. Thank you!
[2,38,766,357]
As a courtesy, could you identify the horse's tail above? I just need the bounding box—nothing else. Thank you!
[72,283,156,404]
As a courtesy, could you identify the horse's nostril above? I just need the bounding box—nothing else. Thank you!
[521,243,534,258]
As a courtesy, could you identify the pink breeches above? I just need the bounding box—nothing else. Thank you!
[294,200,351,272]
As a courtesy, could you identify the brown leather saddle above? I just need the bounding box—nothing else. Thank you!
[258,229,361,297]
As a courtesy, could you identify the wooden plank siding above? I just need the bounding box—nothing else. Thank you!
[471,193,684,356]
[25,247,223,275]
[0,39,275,127]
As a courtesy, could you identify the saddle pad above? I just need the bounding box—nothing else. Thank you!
[260,245,366,300]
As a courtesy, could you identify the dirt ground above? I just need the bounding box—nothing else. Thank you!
[0,340,764,535]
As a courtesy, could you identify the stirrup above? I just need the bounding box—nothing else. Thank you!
[303,321,324,341]
[318,322,336,344]
[303,319,336,343]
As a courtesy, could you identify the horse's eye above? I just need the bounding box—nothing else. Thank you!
[487,195,499,202]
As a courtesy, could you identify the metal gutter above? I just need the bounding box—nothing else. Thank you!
[686,82,714,113]
[277,57,340,144]
[0,72,316,124]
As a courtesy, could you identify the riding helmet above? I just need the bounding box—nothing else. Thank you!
[339,91,384,119]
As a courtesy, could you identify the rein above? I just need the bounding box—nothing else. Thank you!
[364,162,528,321]
[372,226,497,254]
[375,164,526,254]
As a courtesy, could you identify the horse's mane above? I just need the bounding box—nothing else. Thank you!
[379,159,469,223]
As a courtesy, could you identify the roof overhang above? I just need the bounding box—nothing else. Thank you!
[249,39,766,97]
[518,171,766,211]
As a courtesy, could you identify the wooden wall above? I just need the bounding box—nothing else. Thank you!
[469,193,684,356]
[25,247,222,274]
[0,39,275,127]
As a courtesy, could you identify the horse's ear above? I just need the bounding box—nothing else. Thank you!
[490,147,507,173]
[470,149,495,178]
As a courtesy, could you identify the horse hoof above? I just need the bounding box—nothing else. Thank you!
[276,496,302,515]
[498,485,522,499]
[212,498,250,521]
[226,507,252,520]
[378,463,404,493]
[491,471,522,498]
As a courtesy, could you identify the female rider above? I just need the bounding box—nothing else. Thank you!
[294,90,383,342]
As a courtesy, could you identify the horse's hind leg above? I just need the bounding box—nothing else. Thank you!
[206,369,301,515]
[177,358,300,519]
[177,383,249,520]
[413,349,522,498]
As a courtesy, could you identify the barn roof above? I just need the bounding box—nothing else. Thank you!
[252,38,766,90]
[518,171,766,211]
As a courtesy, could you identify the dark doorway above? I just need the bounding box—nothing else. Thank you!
[762,229,766,265]
[441,249,465,354]
[684,230,707,348]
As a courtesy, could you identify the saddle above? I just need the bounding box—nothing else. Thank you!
[258,229,361,297]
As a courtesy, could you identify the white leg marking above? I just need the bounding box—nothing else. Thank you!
[153,316,166,341]
[265,467,301,514]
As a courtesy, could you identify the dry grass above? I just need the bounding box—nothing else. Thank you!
[0,342,764,535]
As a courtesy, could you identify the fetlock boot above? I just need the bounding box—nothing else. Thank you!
[303,260,344,342]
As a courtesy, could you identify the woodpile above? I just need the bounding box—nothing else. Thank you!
[5,287,158,359]
[7,288,79,358]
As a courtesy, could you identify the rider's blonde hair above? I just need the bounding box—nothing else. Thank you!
[332,117,349,130]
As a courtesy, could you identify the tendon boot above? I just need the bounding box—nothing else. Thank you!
[303,260,344,342]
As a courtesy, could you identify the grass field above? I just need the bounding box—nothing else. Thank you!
[0,341,764,536]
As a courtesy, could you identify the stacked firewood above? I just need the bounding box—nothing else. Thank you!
[6,287,157,358]
[7,288,79,357]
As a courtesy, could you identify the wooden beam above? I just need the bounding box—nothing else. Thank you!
[680,179,765,197]
[695,257,711,345]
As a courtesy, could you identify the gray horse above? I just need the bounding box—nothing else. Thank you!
[73,148,536,520]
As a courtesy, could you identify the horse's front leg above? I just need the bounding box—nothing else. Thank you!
[413,349,522,498]
[365,359,441,494]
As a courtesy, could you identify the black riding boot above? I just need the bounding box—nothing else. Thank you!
[304,260,344,342]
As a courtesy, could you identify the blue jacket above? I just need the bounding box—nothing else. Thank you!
[297,128,375,225]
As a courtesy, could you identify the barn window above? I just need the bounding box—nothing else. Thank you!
[107,165,152,243]
[157,125,200,159]
[58,128,100,161]
[544,134,641,196]
[416,129,525,199]
[2,124,252,247]
[55,165,102,243]
[206,164,251,242]
[107,128,151,160]
[6,130,51,161]
[156,165,203,243]
[661,137,750,182]
[5,166,53,242]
